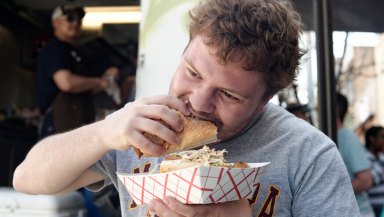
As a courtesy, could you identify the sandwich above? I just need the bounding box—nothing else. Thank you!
[133,111,218,159]
[159,145,249,173]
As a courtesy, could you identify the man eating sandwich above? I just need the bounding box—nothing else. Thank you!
[13,0,359,216]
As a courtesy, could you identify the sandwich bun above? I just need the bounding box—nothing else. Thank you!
[134,111,218,158]
[159,159,203,173]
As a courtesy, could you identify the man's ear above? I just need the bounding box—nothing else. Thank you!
[52,19,60,29]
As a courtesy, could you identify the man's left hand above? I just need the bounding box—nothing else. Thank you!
[148,197,252,217]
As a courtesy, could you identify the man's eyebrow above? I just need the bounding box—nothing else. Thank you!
[183,58,199,74]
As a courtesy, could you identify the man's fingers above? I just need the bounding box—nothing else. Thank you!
[149,198,184,217]
[101,95,188,153]
[163,197,251,217]
[138,105,184,133]
[136,109,184,138]
[129,131,166,156]
[139,95,190,117]
[164,197,213,217]
[164,197,198,216]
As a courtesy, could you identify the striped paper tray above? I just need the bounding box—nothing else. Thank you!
[117,162,269,205]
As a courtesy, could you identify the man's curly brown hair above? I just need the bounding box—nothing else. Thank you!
[189,0,305,97]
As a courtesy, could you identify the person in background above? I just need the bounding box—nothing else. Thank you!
[355,114,376,144]
[336,92,375,217]
[14,0,359,216]
[365,126,384,217]
[285,103,312,124]
[36,5,118,139]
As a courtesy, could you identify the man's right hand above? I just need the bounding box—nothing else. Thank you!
[103,66,119,79]
[12,94,189,195]
[99,95,190,156]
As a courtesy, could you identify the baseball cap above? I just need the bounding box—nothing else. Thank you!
[51,5,85,21]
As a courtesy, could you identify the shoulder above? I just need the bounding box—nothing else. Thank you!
[41,38,71,54]
[337,128,370,167]
[242,103,337,162]
[262,103,332,145]
[337,128,363,149]
[262,103,310,128]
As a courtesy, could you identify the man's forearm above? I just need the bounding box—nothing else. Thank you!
[13,120,110,195]
[54,69,103,93]
[352,170,373,193]
[65,73,103,93]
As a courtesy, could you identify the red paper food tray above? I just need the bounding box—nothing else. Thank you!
[117,162,269,205]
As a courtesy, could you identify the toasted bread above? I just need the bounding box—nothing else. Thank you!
[133,112,218,159]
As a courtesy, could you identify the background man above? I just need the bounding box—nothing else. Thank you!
[336,92,375,217]
[365,126,384,216]
[36,5,118,138]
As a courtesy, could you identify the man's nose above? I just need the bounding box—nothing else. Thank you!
[189,89,215,114]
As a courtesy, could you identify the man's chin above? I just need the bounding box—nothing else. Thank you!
[217,128,240,142]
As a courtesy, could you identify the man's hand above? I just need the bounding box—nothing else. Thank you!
[100,95,190,156]
[148,197,252,217]
[96,67,120,92]
[103,66,119,79]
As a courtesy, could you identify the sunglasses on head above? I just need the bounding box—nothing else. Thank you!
[65,14,82,23]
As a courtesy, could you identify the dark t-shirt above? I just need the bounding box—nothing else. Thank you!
[36,37,75,113]
[36,37,94,133]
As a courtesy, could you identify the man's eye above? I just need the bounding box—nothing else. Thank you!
[187,68,198,77]
[220,90,240,101]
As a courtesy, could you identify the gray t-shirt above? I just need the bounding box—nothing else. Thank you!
[91,103,360,216]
